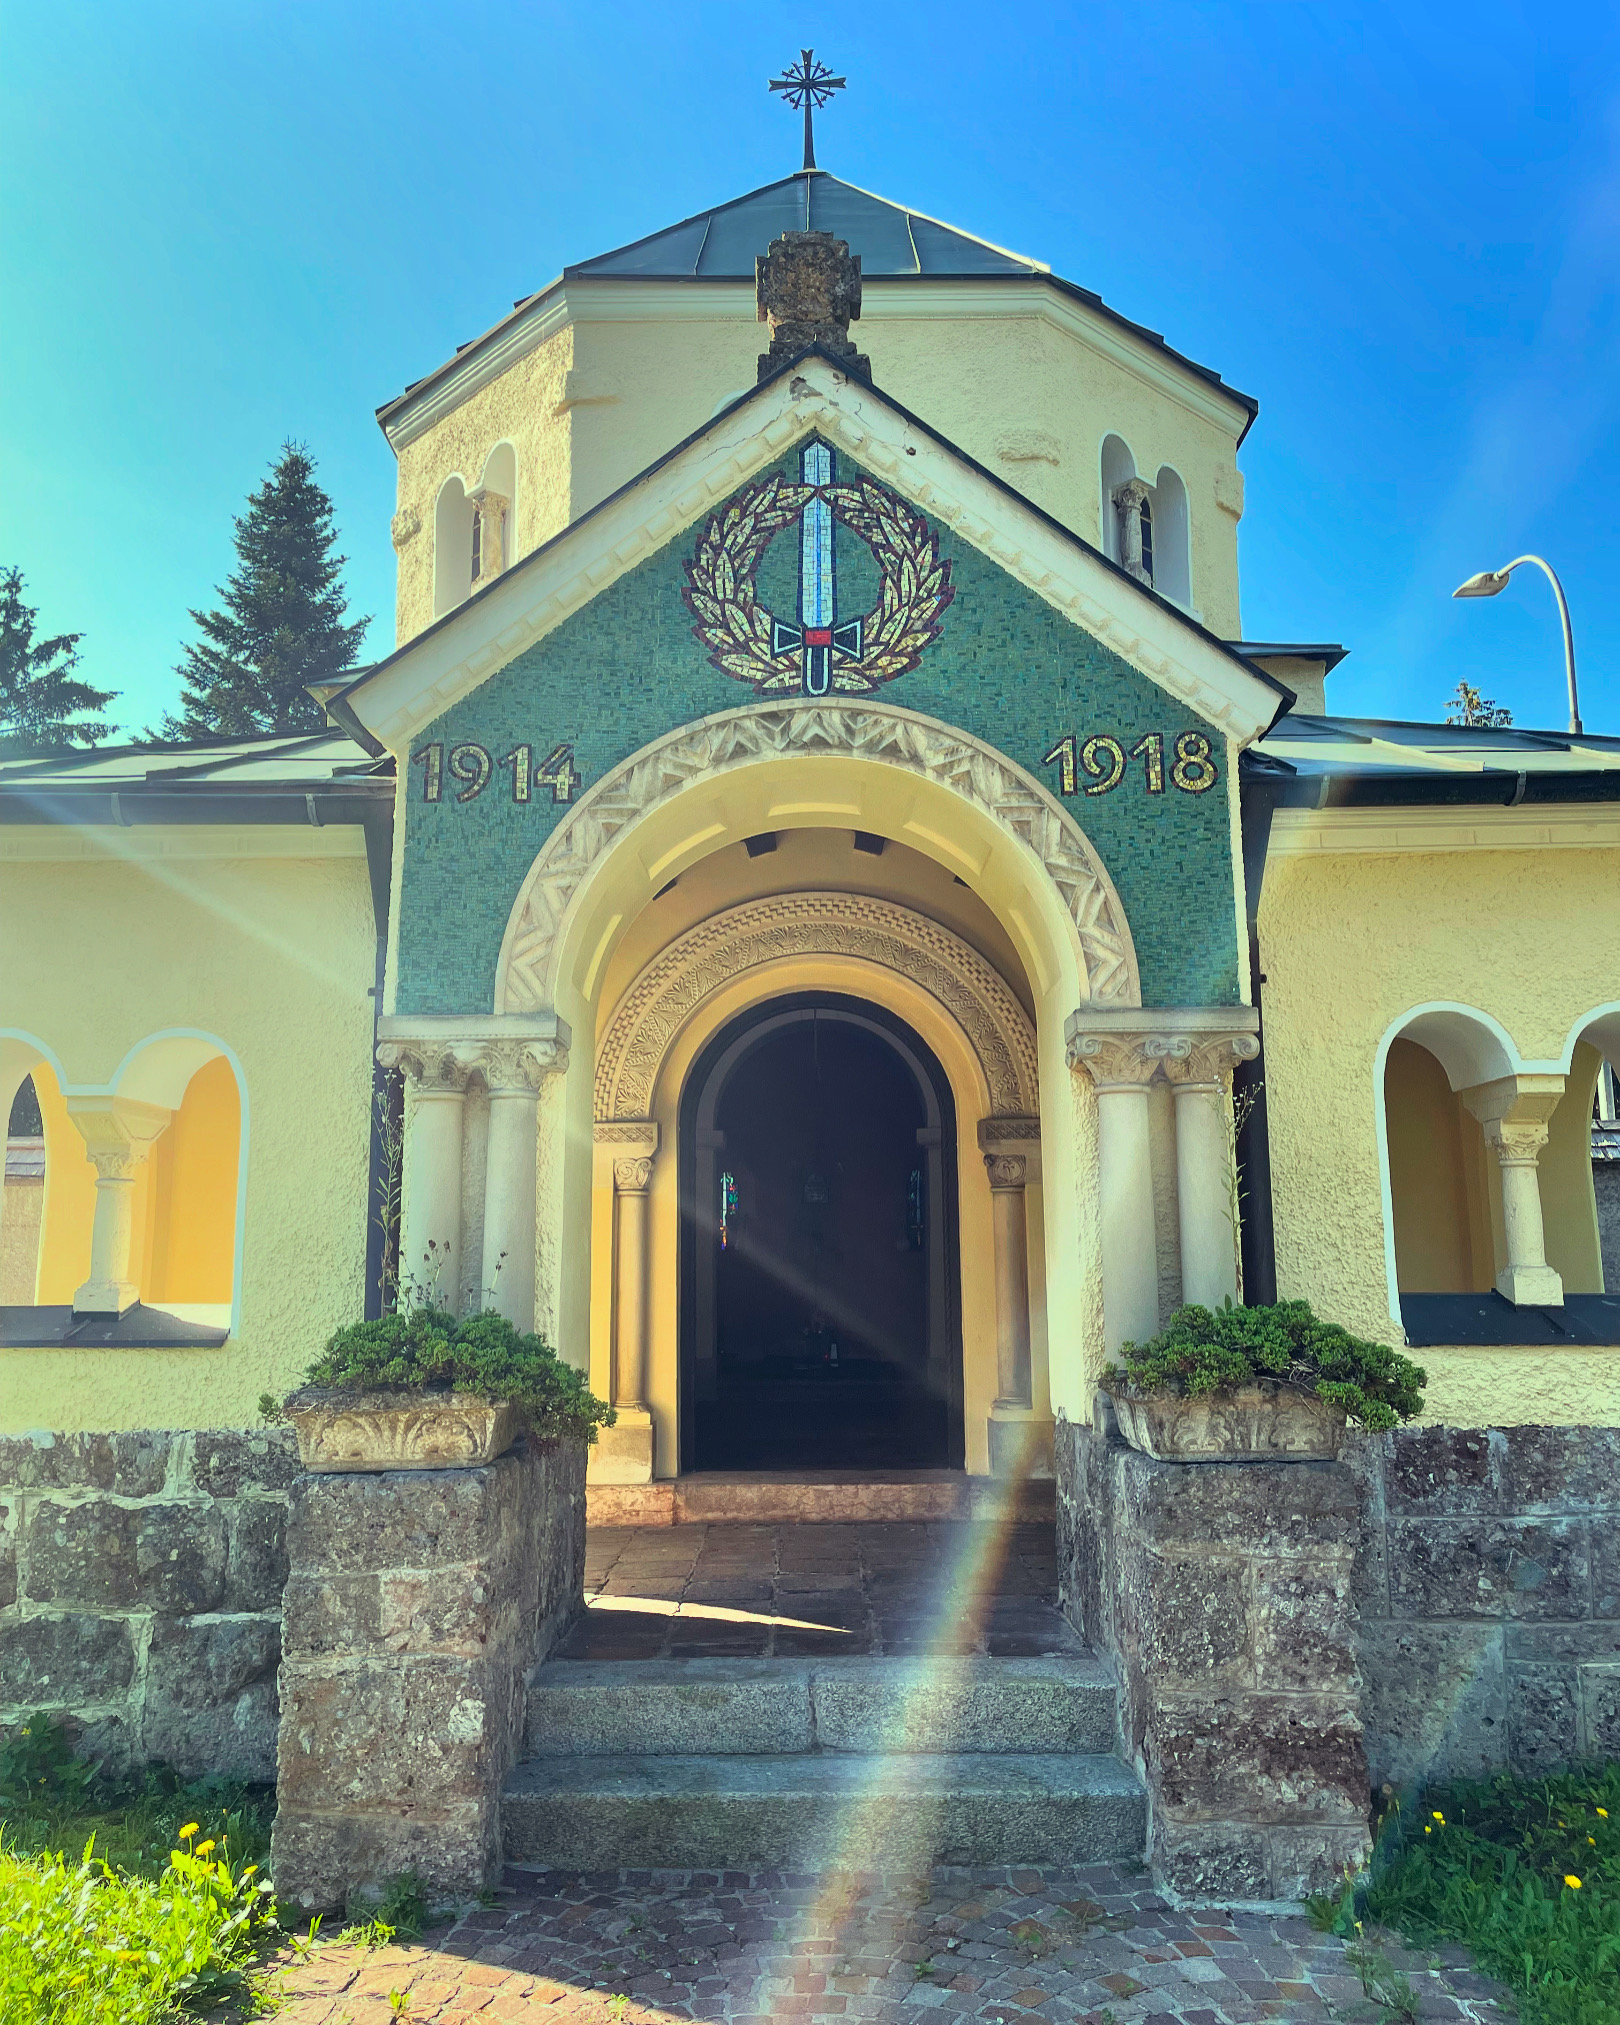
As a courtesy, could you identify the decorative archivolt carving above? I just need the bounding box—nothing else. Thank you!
[494,702,1140,1015]
[594,891,1041,1123]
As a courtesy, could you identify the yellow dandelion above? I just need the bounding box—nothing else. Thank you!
[1590,1837,1597,1846]
[1565,1876,1582,1890]
[1424,1825,1433,1835]
[1432,1811,1445,1824]
[195,1839,216,1856]
[178,1823,200,1840]
[1598,1808,1610,1819]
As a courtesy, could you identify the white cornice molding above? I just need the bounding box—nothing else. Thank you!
[380,276,1251,454]
[1269,803,1620,858]
[350,358,1281,755]
[0,825,370,863]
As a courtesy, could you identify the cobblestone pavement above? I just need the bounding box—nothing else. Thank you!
[266,1862,1512,2024]
[561,1522,1078,1661]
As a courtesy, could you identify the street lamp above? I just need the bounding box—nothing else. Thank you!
[1453,555,1582,736]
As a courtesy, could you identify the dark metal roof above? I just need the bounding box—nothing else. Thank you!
[0,727,392,826]
[1231,641,1349,672]
[564,170,1044,279]
[1247,712,1620,806]
[378,171,1259,440]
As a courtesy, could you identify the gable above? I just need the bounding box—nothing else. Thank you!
[390,432,1248,1018]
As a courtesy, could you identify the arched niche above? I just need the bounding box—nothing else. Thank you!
[1100,434,1136,565]
[1153,466,1192,609]
[434,475,475,618]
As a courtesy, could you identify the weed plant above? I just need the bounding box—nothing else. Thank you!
[1313,1765,1620,2025]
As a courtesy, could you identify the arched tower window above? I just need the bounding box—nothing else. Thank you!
[2,1073,46,1303]
[434,476,475,618]
[1100,435,1135,566]
[1151,466,1191,609]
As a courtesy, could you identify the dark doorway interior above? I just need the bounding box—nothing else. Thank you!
[681,996,960,1471]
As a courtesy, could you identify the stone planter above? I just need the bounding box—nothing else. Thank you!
[284,1387,522,1472]
[1105,1380,1345,1462]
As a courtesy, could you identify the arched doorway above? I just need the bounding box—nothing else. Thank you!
[680,993,960,1471]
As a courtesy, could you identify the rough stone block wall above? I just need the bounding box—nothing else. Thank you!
[1059,1416,1371,1902]
[0,1429,296,1782]
[1350,1423,1620,1788]
[272,1435,585,1910]
[1595,1166,1620,1296]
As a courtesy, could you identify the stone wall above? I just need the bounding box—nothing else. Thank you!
[1351,1423,1620,1787]
[272,1435,586,1910]
[1059,1415,1371,1901]
[0,1429,296,1782]
[1595,1164,1620,1295]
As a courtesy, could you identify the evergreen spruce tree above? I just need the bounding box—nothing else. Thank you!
[0,568,118,751]
[160,443,369,738]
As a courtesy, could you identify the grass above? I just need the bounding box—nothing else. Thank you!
[1312,1763,1620,2025]
[0,1712,287,2022]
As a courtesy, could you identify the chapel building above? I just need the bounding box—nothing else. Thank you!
[3,155,1618,1894]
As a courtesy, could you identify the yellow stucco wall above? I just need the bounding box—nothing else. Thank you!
[0,829,377,1434]
[1261,841,1620,1424]
[388,282,1246,651]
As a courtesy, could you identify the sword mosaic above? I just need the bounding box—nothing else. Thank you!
[683,440,955,696]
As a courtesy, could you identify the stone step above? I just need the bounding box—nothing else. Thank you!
[525,1653,1120,1758]
[585,1471,1056,1528]
[501,1751,1147,1870]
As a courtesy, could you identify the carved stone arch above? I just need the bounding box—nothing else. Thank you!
[494,700,1141,1015]
[593,891,1039,1124]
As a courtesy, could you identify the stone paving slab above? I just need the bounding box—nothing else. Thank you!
[563,1523,1074,1662]
[264,1862,1514,2023]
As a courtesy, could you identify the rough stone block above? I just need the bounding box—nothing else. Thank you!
[134,1502,229,1613]
[1581,1663,1620,1758]
[1150,1818,1271,1901]
[1340,1431,1392,1619]
[1498,1426,1620,1515]
[144,1617,280,1781]
[191,1428,300,1498]
[0,1431,171,1497]
[223,1500,289,1613]
[271,1799,495,1913]
[281,1572,383,1657]
[25,1499,138,1607]
[1388,1518,1588,1621]
[276,1657,502,1813]
[1266,1823,1374,1900]
[1252,1561,1356,1692]
[1120,1452,1359,1559]
[1150,1695,1368,1824]
[1127,1552,1250,1690]
[1386,1427,1501,1516]
[1504,1620,1619,1663]
[1508,1666,1579,1775]
[1591,1514,1620,1618]
[0,1611,135,1704]
[0,1500,16,1610]
[1360,1620,1505,1789]
[287,1463,514,1578]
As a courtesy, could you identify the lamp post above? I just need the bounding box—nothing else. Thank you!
[1453,556,1582,736]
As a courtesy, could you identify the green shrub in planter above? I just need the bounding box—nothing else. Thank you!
[1102,1298,1426,1432]
[277,1306,614,1446]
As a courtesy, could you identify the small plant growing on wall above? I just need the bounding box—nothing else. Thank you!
[1103,1299,1426,1431]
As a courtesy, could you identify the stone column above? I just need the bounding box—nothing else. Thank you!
[1113,478,1154,585]
[591,1121,659,1484]
[378,1043,469,1313]
[468,487,508,584]
[475,1036,568,1330]
[1068,1031,1161,1355]
[987,1154,1033,1409]
[1153,1032,1261,1309]
[1461,1074,1567,1305]
[67,1098,172,1314]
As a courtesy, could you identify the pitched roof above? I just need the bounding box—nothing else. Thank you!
[377,170,1257,443]
[1249,713,1620,803]
[564,170,1045,279]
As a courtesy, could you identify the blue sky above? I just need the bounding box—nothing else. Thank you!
[3,1,1617,738]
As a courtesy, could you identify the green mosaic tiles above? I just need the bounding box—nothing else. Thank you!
[394,444,1242,1015]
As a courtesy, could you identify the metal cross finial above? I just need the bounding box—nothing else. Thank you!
[769,49,846,172]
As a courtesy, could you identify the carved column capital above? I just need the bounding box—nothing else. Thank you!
[66,1097,171,1176]
[984,1153,1028,1192]
[1113,477,1153,513]
[1067,1032,1160,1089]
[376,1041,469,1094]
[613,1155,655,1195]
[1151,1032,1261,1089]
[1482,1117,1552,1167]
[474,1037,569,1093]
